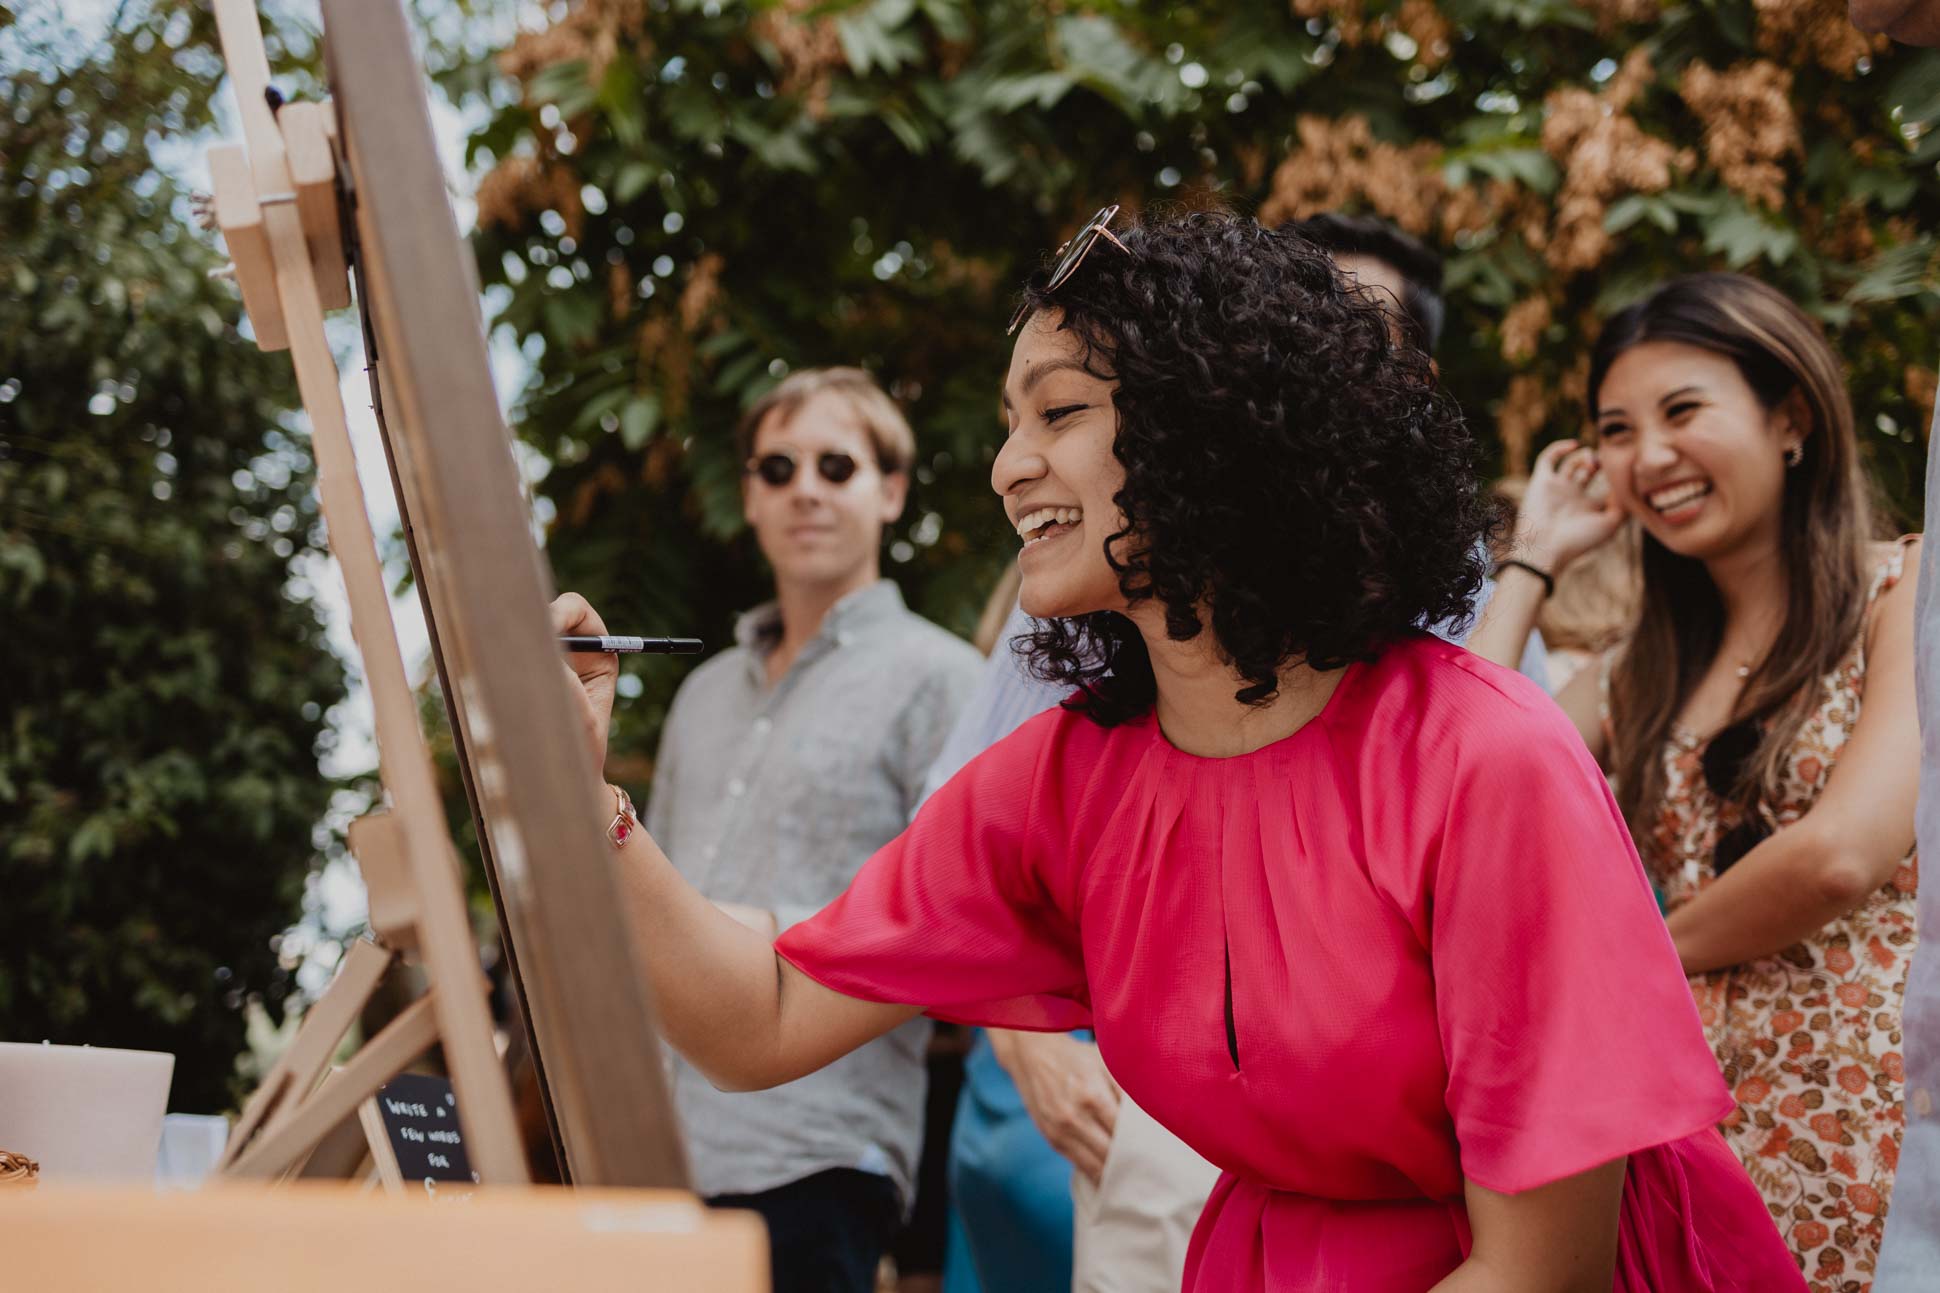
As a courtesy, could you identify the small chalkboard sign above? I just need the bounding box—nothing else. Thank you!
[358,1073,479,1197]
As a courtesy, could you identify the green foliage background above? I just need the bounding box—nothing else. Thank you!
[469,0,1936,790]
[0,3,345,1112]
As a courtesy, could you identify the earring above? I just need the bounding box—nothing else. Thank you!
[1785,443,1803,468]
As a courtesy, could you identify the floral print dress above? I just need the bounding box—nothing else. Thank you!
[1608,541,1918,1293]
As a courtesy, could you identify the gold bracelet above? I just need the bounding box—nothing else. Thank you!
[605,783,638,848]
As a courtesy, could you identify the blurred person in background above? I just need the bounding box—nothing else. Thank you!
[1290,213,1554,687]
[636,366,981,1293]
[1470,272,1920,1290]
[1844,6,1940,1287]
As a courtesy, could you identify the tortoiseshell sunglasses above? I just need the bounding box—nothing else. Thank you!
[1006,204,1131,335]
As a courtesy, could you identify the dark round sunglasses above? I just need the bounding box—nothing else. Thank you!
[1701,717,1770,876]
[1007,203,1131,335]
[746,450,863,488]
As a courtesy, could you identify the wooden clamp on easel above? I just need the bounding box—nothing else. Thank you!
[204,0,689,1192]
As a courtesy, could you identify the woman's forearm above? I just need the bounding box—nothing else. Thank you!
[1667,819,1907,975]
[607,823,797,1087]
[1436,1161,1625,1293]
[1466,562,1549,670]
[603,819,921,1091]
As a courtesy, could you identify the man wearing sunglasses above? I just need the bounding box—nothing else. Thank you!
[645,366,982,1293]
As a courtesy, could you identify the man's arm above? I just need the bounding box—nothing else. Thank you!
[986,1029,1120,1184]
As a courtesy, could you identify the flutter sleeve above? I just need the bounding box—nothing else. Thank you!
[1429,695,1733,1194]
[775,708,1091,1032]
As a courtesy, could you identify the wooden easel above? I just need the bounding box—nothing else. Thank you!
[207,0,687,1189]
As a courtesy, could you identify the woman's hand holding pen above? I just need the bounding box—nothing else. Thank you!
[551,592,618,770]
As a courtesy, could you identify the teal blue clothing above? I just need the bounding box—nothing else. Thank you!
[943,1030,1079,1293]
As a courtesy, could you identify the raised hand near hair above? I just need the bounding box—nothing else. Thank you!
[1513,439,1625,575]
[989,1030,1122,1185]
[551,592,618,770]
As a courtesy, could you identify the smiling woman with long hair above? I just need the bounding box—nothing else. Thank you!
[554,215,1802,1292]
[1471,272,1920,1289]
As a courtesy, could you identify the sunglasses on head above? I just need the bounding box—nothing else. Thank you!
[745,450,864,488]
[1701,717,1771,876]
[1007,203,1131,335]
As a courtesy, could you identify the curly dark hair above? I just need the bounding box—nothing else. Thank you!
[1009,211,1492,725]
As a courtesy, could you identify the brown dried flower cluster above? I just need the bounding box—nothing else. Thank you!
[636,313,693,422]
[1540,49,1682,274]
[1908,365,1938,420]
[1679,59,1801,211]
[1500,295,1552,365]
[679,253,726,331]
[609,261,633,321]
[1753,0,1884,75]
[1290,0,1370,44]
[1437,178,1523,243]
[1395,1,1453,68]
[475,154,586,238]
[1557,349,1592,421]
[1289,0,1450,64]
[497,0,647,86]
[1579,0,1663,31]
[1813,202,1878,262]
[925,240,1005,300]
[1494,356,1591,476]
[1259,115,1445,237]
[752,0,847,119]
[1496,374,1549,478]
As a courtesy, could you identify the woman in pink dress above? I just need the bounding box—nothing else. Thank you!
[554,211,1801,1291]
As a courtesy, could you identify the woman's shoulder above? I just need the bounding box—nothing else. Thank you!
[968,696,1145,779]
[1346,633,1572,743]
[1869,534,1921,593]
[1328,633,1600,802]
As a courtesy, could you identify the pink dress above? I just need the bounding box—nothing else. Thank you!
[777,635,1802,1291]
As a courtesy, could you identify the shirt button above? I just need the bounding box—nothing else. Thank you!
[1915,1087,1934,1118]
[752,717,773,736]
[703,845,718,861]
[727,778,746,797]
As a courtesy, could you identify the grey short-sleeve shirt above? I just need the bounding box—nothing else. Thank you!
[643,579,982,1204]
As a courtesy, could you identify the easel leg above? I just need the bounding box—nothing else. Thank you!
[225,993,441,1180]
[220,938,393,1170]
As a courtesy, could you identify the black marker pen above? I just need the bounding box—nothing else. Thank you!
[560,635,705,654]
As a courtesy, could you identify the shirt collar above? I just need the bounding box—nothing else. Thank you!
[733,579,906,657]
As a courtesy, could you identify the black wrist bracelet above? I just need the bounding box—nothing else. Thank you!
[1493,558,1555,599]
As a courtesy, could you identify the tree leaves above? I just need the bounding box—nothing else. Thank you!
[1703,197,1801,270]
[0,2,344,1112]
[468,0,1937,834]
[620,394,662,450]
